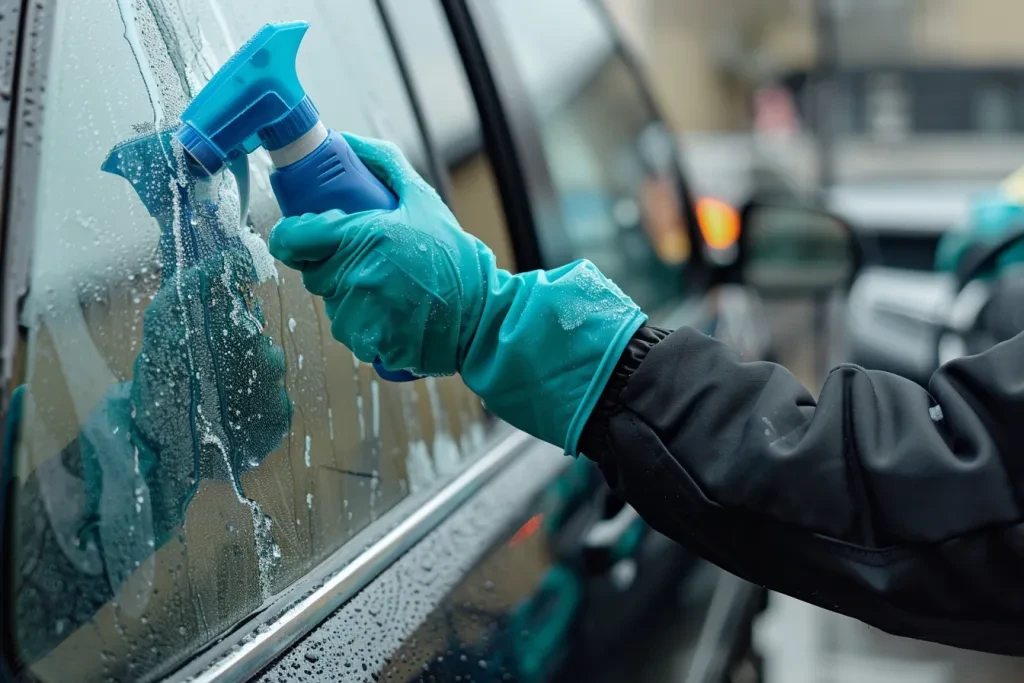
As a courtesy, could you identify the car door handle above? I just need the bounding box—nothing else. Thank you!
[582,497,643,574]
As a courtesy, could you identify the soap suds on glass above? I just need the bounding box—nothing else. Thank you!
[200,413,279,599]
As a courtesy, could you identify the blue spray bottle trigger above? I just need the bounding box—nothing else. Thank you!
[175,20,416,382]
[174,21,312,175]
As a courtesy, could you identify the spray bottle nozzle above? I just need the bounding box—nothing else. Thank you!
[175,21,316,176]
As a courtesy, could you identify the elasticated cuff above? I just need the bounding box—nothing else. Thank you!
[576,325,671,460]
[563,310,648,456]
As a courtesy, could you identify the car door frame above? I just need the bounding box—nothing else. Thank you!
[0,0,610,679]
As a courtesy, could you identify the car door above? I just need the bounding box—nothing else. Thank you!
[1,2,762,683]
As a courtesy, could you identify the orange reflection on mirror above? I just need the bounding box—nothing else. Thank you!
[696,197,741,250]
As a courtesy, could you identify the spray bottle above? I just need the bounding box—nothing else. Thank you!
[174,21,416,382]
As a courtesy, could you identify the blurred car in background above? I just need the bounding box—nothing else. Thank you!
[812,66,1024,382]
[726,64,1024,384]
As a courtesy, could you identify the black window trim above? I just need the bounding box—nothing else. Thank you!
[442,0,564,270]
[373,0,455,206]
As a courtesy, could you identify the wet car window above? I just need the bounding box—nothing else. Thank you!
[385,0,516,272]
[491,0,692,316]
[8,1,491,681]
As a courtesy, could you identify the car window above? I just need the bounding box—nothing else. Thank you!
[384,0,516,273]
[8,1,493,681]
[490,0,692,316]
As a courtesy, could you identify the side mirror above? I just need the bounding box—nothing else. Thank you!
[739,202,857,296]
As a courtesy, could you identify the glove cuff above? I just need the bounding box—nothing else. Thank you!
[461,260,646,453]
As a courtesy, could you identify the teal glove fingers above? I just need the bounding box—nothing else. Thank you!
[268,209,352,270]
[269,133,645,454]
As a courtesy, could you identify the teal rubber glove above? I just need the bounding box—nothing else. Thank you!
[270,134,646,454]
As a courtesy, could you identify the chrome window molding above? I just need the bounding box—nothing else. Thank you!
[168,426,534,683]
[254,434,567,682]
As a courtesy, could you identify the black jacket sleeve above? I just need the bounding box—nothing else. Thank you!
[579,325,1024,655]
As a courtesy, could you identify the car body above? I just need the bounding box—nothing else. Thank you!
[0,1,768,682]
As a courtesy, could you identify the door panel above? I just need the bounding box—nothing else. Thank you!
[256,444,701,683]
[255,441,567,682]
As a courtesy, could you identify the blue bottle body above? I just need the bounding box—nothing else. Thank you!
[271,130,417,383]
[271,130,398,216]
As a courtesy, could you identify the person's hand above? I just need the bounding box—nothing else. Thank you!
[270,133,646,454]
[270,135,483,377]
